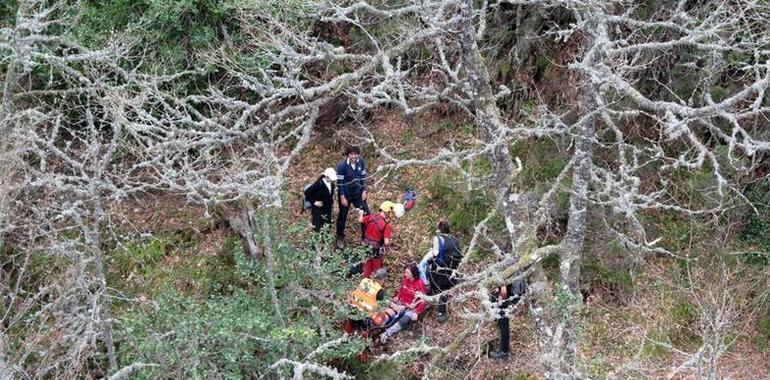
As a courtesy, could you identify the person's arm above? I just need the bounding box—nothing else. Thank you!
[411,282,428,315]
[431,236,440,258]
[383,224,392,246]
[360,158,368,200]
[336,162,348,205]
[304,181,322,207]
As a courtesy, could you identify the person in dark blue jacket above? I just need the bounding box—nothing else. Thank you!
[335,146,370,248]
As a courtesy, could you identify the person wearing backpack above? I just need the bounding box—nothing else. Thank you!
[303,168,337,232]
[355,201,396,278]
[418,220,462,322]
[335,146,370,249]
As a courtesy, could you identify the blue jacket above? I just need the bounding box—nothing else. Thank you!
[336,158,366,197]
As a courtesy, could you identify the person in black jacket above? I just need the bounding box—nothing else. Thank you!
[488,278,527,360]
[304,168,337,232]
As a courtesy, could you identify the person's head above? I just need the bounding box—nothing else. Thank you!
[379,201,396,218]
[371,268,387,284]
[404,263,419,280]
[438,220,450,234]
[344,145,361,164]
[372,311,387,327]
[322,168,337,182]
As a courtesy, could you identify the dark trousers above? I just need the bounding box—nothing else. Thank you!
[497,297,521,352]
[311,207,332,232]
[437,295,448,315]
[336,194,370,239]
[498,314,510,353]
[429,270,457,315]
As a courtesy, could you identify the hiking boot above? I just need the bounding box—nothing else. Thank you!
[488,349,509,360]
[437,312,448,323]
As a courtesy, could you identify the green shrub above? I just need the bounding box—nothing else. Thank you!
[117,227,371,379]
[425,173,494,236]
[740,179,770,266]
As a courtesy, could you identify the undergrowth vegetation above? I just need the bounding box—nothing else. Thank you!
[114,226,371,379]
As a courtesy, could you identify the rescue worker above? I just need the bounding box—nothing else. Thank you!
[354,201,396,278]
[335,146,370,249]
[346,268,388,332]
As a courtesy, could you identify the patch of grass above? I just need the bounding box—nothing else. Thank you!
[514,373,539,380]
[582,254,633,302]
[107,234,171,297]
[509,139,567,187]
[465,247,492,264]
[642,330,669,358]
[668,300,700,348]
[758,303,770,353]
[106,229,251,299]
[450,193,493,234]
[425,173,493,236]
[535,55,552,73]
[461,156,493,177]
[709,86,727,102]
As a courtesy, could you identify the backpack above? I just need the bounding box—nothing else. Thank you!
[403,187,417,210]
[363,214,388,249]
[434,234,462,269]
[301,183,313,213]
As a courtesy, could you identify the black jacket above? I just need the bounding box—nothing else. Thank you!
[304,176,335,215]
[428,234,463,293]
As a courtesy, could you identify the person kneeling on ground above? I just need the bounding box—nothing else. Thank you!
[418,220,463,322]
[346,268,388,333]
[488,277,527,360]
[379,264,427,343]
[353,201,397,278]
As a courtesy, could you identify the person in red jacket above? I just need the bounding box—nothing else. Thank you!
[379,264,427,343]
[353,201,396,278]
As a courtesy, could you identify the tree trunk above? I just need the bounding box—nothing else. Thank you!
[260,210,285,326]
[215,203,262,259]
[90,202,118,372]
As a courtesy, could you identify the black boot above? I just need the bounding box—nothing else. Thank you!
[488,349,509,360]
[437,296,448,322]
